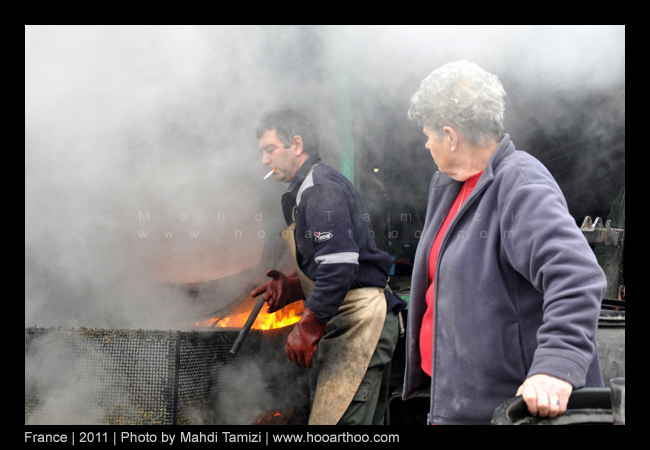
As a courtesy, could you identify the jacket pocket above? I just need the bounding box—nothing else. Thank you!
[352,382,371,402]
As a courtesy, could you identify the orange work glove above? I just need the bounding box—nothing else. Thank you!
[250,270,304,313]
[285,307,327,368]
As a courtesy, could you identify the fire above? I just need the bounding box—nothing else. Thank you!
[251,409,293,425]
[194,301,304,330]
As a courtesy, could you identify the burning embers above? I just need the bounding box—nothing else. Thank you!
[251,409,293,425]
[193,301,303,330]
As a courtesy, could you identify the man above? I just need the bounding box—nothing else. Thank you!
[251,107,406,425]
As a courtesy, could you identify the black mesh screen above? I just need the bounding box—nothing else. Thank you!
[25,326,305,425]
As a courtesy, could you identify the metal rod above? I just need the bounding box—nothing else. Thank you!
[229,296,265,356]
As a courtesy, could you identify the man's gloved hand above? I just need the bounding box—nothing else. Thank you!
[250,270,304,313]
[286,307,327,368]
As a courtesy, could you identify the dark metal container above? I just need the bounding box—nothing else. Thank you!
[25,325,308,425]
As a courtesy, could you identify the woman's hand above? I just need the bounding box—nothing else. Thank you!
[516,374,573,418]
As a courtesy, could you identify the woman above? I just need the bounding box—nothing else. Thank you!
[402,61,606,424]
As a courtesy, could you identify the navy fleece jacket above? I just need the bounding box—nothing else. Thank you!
[402,134,606,424]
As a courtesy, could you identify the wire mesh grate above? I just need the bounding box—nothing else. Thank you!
[24,326,270,425]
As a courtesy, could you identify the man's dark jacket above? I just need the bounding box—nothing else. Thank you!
[281,155,405,323]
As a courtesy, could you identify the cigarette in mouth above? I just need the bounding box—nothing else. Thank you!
[263,169,275,180]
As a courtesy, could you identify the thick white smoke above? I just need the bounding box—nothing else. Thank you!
[25,24,624,427]
[25,25,624,329]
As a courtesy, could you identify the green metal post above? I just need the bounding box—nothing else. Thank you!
[338,54,355,184]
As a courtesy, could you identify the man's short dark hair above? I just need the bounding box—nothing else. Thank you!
[256,107,319,156]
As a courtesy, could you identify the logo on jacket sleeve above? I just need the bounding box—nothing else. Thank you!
[314,231,333,243]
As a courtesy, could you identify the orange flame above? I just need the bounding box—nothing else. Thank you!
[193,301,304,330]
[251,408,293,425]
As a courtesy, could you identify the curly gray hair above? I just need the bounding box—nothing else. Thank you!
[408,61,506,147]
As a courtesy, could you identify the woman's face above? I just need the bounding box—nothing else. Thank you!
[423,126,452,173]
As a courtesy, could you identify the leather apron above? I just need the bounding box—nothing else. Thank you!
[280,168,386,425]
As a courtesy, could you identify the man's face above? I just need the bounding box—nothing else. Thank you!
[259,128,302,183]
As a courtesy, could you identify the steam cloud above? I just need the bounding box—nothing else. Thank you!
[25,25,624,330]
[25,24,624,426]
